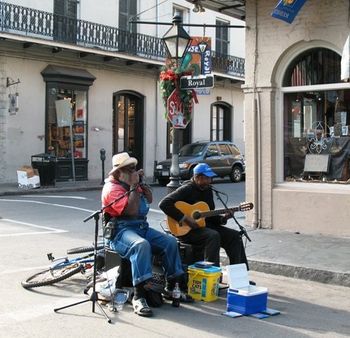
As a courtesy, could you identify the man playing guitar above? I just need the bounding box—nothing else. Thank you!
[159,163,249,269]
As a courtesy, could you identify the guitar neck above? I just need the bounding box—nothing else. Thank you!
[195,207,239,219]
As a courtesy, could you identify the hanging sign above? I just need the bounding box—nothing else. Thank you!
[55,99,72,127]
[271,0,308,24]
[182,37,212,76]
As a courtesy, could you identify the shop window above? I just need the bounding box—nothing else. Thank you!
[283,48,350,183]
[42,65,95,181]
[47,88,87,159]
[283,48,340,86]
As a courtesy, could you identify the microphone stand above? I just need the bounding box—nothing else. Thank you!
[54,187,137,323]
[213,189,251,242]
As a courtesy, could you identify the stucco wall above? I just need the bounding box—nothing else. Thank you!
[1,55,160,182]
[273,183,350,236]
[244,0,350,235]
[0,53,244,183]
[3,57,46,181]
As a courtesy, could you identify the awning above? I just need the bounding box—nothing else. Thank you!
[41,65,96,86]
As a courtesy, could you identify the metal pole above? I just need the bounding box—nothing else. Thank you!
[100,148,106,185]
[167,127,181,192]
[166,16,182,193]
[69,115,76,183]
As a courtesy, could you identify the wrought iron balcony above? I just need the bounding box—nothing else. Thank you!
[0,1,244,78]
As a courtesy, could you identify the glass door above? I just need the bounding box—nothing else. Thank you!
[113,92,144,168]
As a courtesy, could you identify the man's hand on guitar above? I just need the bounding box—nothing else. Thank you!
[181,215,199,229]
[220,213,231,225]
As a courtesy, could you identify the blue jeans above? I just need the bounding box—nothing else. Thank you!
[109,223,184,286]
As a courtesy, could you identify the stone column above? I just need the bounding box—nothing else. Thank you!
[0,58,7,183]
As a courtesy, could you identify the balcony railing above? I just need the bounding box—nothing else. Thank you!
[0,2,244,78]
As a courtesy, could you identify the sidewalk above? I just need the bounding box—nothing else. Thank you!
[1,180,349,287]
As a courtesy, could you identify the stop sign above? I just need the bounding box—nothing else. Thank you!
[166,89,189,128]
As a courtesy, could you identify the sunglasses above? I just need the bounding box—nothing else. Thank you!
[123,165,136,173]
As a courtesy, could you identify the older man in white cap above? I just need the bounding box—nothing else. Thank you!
[101,152,191,317]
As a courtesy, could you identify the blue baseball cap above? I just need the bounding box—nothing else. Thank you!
[193,163,217,177]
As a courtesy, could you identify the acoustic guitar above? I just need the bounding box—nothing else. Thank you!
[167,201,254,237]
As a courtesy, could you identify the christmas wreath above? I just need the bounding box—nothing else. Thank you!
[159,62,198,127]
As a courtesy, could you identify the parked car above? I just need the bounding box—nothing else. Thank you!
[154,141,245,186]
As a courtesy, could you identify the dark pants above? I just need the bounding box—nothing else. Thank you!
[178,224,249,269]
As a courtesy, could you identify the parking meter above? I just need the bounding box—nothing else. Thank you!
[100,148,106,184]
[100,148,106,161]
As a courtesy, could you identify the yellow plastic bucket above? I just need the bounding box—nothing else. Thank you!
[187,265,221,302]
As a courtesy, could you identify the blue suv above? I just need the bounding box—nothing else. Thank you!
[154,141,245,186]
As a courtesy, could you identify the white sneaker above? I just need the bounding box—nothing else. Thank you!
[132,297,153,317]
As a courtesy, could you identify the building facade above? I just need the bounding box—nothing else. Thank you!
[0,0,246,183]
[199,0,350,236]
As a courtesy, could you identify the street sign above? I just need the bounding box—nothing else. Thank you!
[180,74,214,90]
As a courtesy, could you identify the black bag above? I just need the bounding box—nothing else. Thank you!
[115,259,164,307]
[102,220,117,240]
[145,290,163,307]
[102,213,117,240]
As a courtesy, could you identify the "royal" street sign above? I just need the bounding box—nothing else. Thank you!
[180,75,214,90]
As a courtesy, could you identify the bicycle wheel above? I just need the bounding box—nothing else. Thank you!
[21,263,84,289]
[67,244,104,255]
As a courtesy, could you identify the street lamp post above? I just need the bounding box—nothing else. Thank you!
[162,15,191,192]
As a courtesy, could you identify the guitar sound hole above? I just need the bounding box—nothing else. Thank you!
[193,211,201,219]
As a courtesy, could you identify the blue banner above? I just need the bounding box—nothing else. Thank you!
[271,0,307,24]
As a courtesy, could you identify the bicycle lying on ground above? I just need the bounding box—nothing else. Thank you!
[21,243,105,289]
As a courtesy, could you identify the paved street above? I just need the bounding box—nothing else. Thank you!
[0,183,349,337]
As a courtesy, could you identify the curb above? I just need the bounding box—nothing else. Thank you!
[221,256,350,287]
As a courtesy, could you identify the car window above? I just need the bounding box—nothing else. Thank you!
[228,144,240,156]
[206,144,219,157]
[219,144,231,155]
[179,143,206,156]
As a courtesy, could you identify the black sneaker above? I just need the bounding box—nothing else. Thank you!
[143,279,165,294]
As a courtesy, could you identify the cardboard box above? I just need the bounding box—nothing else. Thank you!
[17,166,40,189]
[226,264,268,315]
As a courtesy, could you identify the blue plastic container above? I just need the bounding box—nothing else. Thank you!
[227,289,268,315]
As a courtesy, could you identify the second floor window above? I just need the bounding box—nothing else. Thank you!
[119,0,137,33]
[216,19,229,55]
[53,0,78,43]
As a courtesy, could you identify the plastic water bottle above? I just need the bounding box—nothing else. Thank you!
[172,282,181,307]
[110,289,129,312]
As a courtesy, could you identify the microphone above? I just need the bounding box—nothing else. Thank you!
[210,186,224,194]
[137,169,144,184]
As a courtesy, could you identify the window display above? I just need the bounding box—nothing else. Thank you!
[283,48,350,184]
[47,88,87,159]
[284,90,350,183]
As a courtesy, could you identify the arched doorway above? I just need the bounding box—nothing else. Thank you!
[113,91,144,168]
[210,102,232,141]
